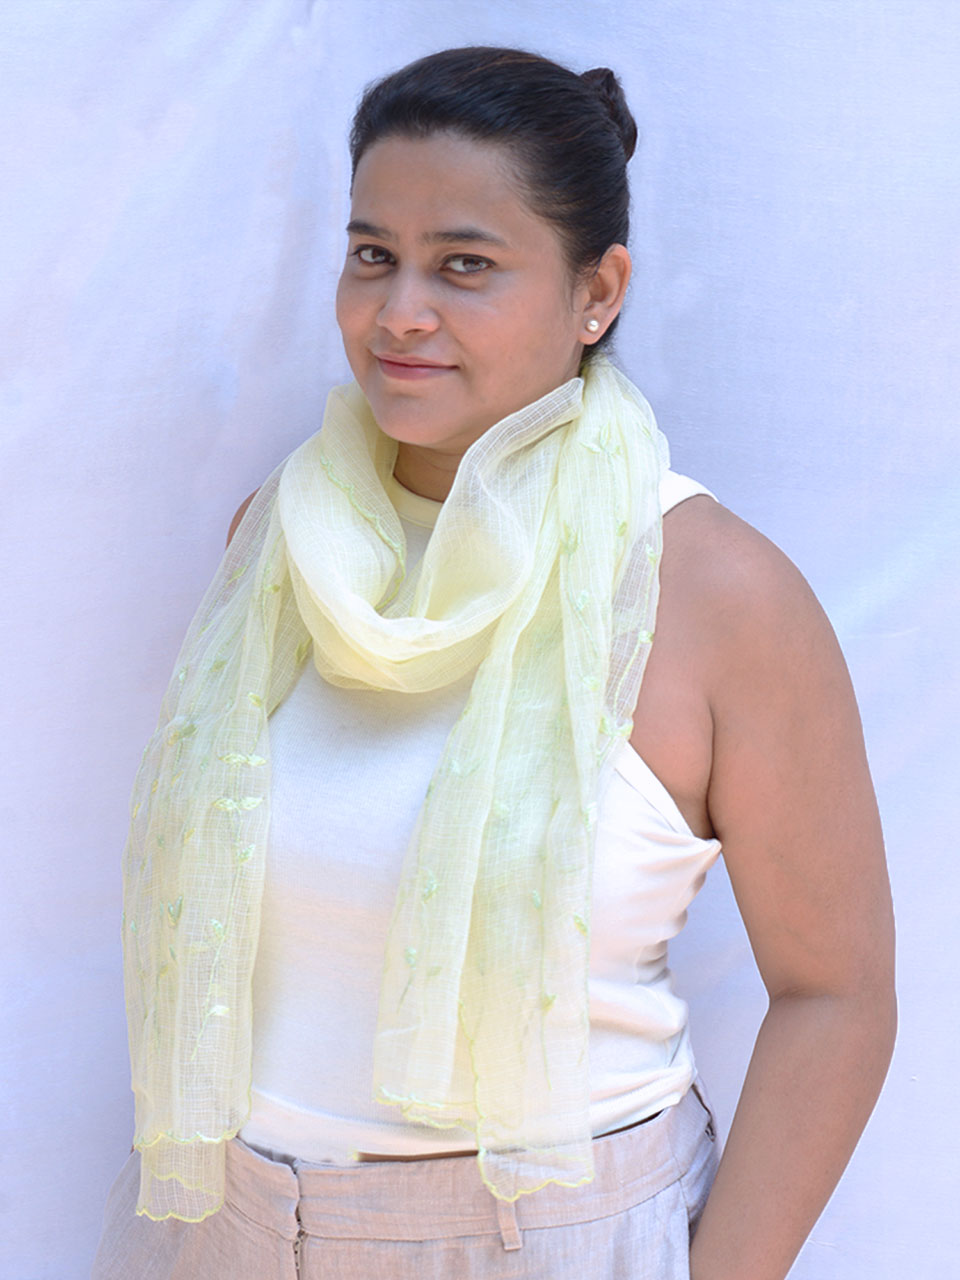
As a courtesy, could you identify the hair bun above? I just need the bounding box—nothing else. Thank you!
[580,67,638,161]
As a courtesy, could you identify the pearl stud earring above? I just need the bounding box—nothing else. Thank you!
[585,318,600,333]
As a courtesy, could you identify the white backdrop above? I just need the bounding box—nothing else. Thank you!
[2,3,957,1276]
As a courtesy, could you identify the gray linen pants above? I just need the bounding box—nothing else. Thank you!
[92,1081,719,1279]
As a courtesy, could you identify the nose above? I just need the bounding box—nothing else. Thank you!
[376,267,440,338]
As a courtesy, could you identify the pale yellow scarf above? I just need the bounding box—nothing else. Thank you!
[122,355,666,1221]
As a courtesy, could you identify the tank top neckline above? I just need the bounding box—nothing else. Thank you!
[385,471,445,528]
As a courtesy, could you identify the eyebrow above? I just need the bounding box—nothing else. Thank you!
[345,219,509,248]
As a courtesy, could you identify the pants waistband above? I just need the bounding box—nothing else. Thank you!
[224,1082,717,1249]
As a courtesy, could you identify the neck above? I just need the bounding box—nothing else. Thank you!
[392,442,461,501]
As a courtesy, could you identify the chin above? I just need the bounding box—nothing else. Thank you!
[361,387,452,440]
[364,400,438,445]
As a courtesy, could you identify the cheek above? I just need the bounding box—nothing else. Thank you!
[334,276,350,336]
[514,274,577,336]
[335,275,367,344]
[502,298,576,370]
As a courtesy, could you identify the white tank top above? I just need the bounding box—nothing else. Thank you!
[239,470,721,1163]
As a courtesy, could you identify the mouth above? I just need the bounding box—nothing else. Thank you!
[374,354,456,381]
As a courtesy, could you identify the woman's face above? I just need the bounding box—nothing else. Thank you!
[336,133,593,491]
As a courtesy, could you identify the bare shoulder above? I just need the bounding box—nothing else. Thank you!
[226,490,259,547]
[659,494,842,692]
[662,495,818,616]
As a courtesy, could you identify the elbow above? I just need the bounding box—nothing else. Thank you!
[858,941,899,1063]
[769,979,899,1072]
[855,981,898,1072]
[877,982,899,1062]
[854,982,899,1089]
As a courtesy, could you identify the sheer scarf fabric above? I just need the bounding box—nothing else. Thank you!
[121,356,667,1221]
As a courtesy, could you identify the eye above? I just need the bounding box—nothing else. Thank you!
[352,244,394,266]
[444,254,492,275]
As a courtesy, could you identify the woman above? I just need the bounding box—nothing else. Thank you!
[94,46,896,1280]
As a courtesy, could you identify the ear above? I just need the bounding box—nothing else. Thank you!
[579,244,631,345]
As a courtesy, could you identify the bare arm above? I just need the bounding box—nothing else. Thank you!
[226,490,258,547]
[682,505,896,1280]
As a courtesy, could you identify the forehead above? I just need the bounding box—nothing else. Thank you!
[349,133,558,251]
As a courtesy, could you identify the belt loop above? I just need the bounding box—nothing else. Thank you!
[495,1196,523,1251]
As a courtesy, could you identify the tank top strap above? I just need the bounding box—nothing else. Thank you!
[659,470,718,515]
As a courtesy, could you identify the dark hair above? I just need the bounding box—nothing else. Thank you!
[348,47,638,352]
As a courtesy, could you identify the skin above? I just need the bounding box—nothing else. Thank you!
[229,133,897,1279]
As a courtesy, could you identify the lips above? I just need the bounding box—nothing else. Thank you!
[375,353,456,381]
